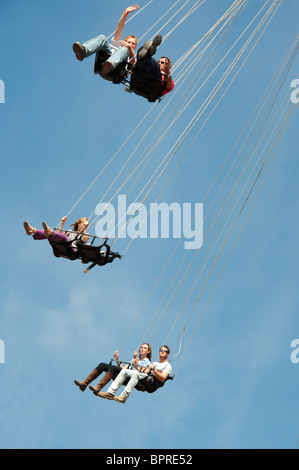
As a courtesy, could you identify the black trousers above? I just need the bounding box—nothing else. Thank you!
[95,362,122,377]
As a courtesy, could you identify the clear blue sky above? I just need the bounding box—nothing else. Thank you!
[0,0,298,450]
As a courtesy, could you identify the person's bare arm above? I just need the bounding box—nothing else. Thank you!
[57,216,68,234]
[163,58,173,90]
[150,364,169,382]
[114,5,139,41]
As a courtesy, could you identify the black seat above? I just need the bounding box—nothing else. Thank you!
[135,374,174,393]
[76,242,110,266]
[94,51,128,84]
[128,54,167,102]
[109,362,173,394]
[129,68,165,102]
[50,240,79,261]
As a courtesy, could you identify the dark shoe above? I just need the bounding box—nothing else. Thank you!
[149,35,162,56]
[73,42,86,61]
[74,368,100,391]
[138,39,152,60]
[101,61,113,75]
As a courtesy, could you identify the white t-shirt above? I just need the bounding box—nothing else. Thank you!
[109,37,136,66]
[152,361,172,376]
[109,38,121,53]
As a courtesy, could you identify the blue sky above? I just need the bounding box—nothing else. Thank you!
[0,0,298,450]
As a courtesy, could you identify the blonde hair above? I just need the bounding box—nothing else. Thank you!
[71,217,89,232]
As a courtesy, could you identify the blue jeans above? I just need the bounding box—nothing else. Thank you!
[83,34,129,70]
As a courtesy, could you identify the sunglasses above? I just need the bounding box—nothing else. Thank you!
[159,348,169,353]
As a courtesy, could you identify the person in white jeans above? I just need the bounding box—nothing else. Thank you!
[108,367,148,400]
[98,344,172,403]
[98,344,152,403]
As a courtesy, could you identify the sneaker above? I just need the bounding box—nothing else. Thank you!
[114,395,127,404]
[97,391,115,400]
[101,61,113,75]
[138,39,153,60]
[73,42,86,61]
[149,35,162,56]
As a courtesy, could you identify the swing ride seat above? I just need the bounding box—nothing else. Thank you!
[49,228,121,270]
[135,373,174,393]
[128,63,166,103]
[94,50,128,84]
[76,242,113,266]
[49,240,79,261]
[109,360,174,394]
[93,50,165,102]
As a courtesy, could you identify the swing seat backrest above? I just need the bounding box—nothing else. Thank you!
[76,242,110,266]
[49,240,79,261]
[135,374,174,393]
[94,51,128,84]
[129,64,166,103]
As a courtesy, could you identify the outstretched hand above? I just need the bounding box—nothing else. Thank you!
[113,350,119,361]
[164,58,171,75]
[125,5,139,15]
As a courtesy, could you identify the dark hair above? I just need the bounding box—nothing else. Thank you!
[159,56,172,67]
[160,344,170,355]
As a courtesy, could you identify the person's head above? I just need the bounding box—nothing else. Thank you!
[71,217,89,232]
[158,56,172,73]
[124,35,138,50]
[159,344,170,358]
[139,343,152,361]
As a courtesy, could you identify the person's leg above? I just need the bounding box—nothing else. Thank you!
[135,53,161,81]
[74,368,100,392]
[32,229,47,240]
[102,46,129,74]
[73,35,112,61]
[47,232,69,243]
[97,368,129,399]
[107,368,128,395]
[74,362,109,392]
[138,35,162,59]
[89,364,120,395]
[83,34,112,58]
[116,371,148,402]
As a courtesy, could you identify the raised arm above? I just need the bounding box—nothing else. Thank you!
[114,350,129,369]
[114,4,139,41]
[163,58,173,91]
[57,216,68,233]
